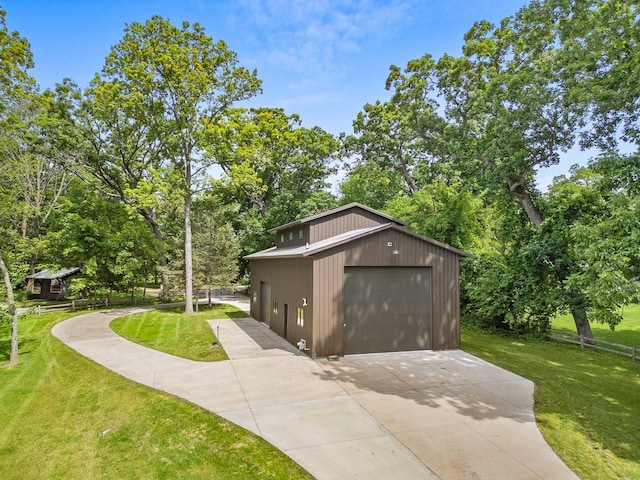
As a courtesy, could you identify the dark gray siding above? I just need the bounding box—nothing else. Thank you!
[309,210,397,243]
[249,257,314,349]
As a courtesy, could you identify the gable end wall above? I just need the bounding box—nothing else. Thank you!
[309,210,394,243]
[312,229,460,357]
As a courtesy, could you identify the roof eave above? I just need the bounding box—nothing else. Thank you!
[302,224,471,258]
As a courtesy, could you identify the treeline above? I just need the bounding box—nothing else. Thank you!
[1,1,639,365]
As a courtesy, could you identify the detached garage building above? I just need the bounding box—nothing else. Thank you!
[245,203,469,357]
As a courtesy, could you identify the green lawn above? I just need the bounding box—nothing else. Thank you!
[110,304,248,361]
[0,311,312,480]
[551,304,640,346]
[462,325,640,480]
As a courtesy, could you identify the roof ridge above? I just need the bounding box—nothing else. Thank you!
[267,203,406,233]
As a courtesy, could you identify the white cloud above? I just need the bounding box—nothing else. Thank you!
[231,0,415,81]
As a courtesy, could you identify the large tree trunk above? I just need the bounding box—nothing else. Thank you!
[26,218,41,294]
[397,160,418,194]
[506,179,543,229]
[141,208,170,302]
[506,181,595,340]
[569,296,595,342]
[0,252,19,366]
[184,163,194,314]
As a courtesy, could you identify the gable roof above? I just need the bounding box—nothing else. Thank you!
[27,267,81,280]
[268,202,406,233]
[246,223,470,260]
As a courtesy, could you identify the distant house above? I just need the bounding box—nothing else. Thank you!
[245,203,469,358]
[27,267,81,300]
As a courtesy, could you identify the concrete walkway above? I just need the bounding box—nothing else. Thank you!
[52,298,579,480]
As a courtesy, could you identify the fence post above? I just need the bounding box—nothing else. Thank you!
[37,305,41,316]
[633,346,637,365]
[580,334,584,350]
[72,300,75,312]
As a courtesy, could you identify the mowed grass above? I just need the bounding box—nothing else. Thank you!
[551,304,640,347]
[0,311,312,480]
[111,304,249,361]
[461,325,640,480]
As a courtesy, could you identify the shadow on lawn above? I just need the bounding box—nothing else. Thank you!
[470,336,640,467]
[543,354,640,465]
[0,335,37,365]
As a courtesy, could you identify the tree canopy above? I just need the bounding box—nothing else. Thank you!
[81,16,262,312]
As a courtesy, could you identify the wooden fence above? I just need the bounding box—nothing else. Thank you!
[35,297,154,314]
[548,329,638,364]
[33,286,249,315]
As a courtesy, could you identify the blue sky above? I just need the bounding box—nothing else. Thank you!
[4,0,579,188]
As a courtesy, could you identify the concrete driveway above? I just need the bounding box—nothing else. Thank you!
[52,298,578,480]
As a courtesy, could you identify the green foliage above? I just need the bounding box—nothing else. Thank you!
[192,191,241,288]
[0,305,11,325]
[461,248,559,333]
[0,8,35,112]
[211,107,338,215]
[339,160,405,210]
[44,181,160,298]
[462,325,640,480]
[550,0,640,147]
[543,163,640,328]
[210,107,339,267]
[92,15,263,311]
[349,0,640,337]
[384,182,493,251]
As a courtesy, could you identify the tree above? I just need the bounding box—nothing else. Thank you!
[96,16,261,313]
[547,163,640,329]
[208,107,339,264]
[379,4,602,337]
[384,182,494,252]
[191,190,240,299]
[2,89,74,292]
[339,159,405,210]
[46,180,160,300]
[0,7,36,365]
[546,0,640,149]
[63,75,172,298]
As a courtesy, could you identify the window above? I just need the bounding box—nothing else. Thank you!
[280,233,284,243]
[50,280,61,294]
[289,231,293,241]
[298,229,304,240]
[296,307,304,327]
[252,291,257,303]
[272,299,278,314]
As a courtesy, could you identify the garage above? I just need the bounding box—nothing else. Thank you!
[246,202,468,357]
[343,266,432,354]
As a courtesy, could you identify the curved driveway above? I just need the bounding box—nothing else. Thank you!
[52,298,578,480]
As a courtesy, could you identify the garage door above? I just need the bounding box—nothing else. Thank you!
[343,267,431,354]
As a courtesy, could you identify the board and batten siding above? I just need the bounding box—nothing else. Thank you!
[309,210,399,243]
[249,257,314,348]
[312,228,461,357]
